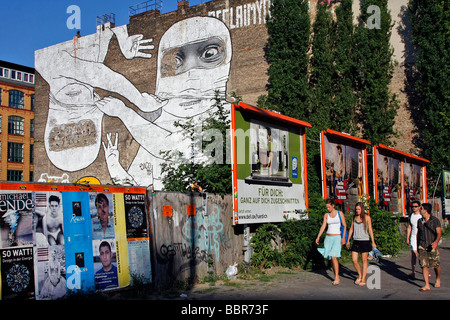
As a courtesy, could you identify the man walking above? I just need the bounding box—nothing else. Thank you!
[417,203,442,291]
[406,200,422,279]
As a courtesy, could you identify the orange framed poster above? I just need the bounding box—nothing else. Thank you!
[373,144,429,216]
[231,102,311,225]
[320,129,371,214]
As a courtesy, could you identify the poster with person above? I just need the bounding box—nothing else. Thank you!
[373,145,403,215]
[320,129,370,214]
[373,144,429,216]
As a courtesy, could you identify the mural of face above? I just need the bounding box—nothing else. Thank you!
[156,17,232,119]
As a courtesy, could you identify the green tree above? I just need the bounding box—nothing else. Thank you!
[309,1,334,132]
[353,0,398,145]
[332,0,357,135]
[306,1,336,194]
[265,0,311,120]
[160,91,232,196]
[408,0,450,179]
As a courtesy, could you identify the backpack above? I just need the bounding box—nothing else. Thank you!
[337,211,348,242]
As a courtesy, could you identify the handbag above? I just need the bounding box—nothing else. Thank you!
[337,211,349,242]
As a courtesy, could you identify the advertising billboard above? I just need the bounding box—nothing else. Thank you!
[373,144,429,217]
[231,102,311,225]
[320,129,370,214]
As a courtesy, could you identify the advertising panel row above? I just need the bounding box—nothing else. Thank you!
[231,102,431,222]
[0,182,151,300]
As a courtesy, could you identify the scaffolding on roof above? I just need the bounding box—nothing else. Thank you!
[129,0,163,17]
[96,12,116,26]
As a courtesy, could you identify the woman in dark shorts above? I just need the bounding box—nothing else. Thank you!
[346,202,377,286]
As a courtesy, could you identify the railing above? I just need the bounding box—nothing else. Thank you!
[129,0,163,18]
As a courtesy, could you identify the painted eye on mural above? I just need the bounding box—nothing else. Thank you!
[200,45,221,62]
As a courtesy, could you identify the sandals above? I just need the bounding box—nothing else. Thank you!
[354,278,366,286]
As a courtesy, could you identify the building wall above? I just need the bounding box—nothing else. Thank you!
[0,66,35,182]
[34,0,415,189]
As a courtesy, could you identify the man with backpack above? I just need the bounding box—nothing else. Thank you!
[417,203,442,291]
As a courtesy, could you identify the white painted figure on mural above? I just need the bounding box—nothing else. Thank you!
[97,16,232,189]
[36,25,164,172]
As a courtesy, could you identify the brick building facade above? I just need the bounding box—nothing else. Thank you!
[34,0,415,189]
[0,60,35,182]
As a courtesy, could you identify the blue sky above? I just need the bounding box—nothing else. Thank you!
[0,0,207,68]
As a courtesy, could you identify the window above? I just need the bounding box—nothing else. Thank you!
[30,119,35,137]
[8,116,25,135]
[31,94,35,110]
[17,72,22,81]
[8,142,24,163]
[11,70,16,80]
[29,74,34,83]
[7,170,23,181]
[3,69,9,78]
[30,144,34,164]
[9,90,25,109]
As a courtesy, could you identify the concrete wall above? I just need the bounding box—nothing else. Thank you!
[149,191,242,286]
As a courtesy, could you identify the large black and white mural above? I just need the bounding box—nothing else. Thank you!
[36,16,233,189]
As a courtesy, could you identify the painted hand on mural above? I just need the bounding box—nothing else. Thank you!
[102,132,137,185]
[121,34,155,59]
[112,26,155,60]
[102,133,120,165]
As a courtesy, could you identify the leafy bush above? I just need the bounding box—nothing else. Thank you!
[250,224,281,269]
[367,199,402,255]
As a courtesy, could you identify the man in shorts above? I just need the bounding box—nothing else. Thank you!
[417,203,442,291]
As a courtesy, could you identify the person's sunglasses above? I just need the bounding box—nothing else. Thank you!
[412,205,420,208]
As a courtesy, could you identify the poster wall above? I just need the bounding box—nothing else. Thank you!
[231,102,311,225]
[0,182,151,300]
[373,144,429,217]
[320,129,370,215]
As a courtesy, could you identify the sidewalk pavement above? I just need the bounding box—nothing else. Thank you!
[187,237,450,300]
